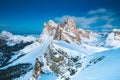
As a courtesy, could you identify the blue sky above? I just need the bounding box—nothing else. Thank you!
[0,0,120,34]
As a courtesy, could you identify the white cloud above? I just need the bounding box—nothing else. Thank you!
[88,8,116,25]
[54,8,117,31]
[72,16,97,28]
[88,8,106,15]
[55,15,98,28]
[55,15,68,23]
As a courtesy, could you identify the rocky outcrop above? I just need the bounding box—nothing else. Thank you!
[42,42,83,79]
[31,58,44,80]
[53,17,82,44]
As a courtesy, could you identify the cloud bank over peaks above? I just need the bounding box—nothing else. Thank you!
[54,8,119,32]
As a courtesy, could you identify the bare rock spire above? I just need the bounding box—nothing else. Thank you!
[65,17,76,29]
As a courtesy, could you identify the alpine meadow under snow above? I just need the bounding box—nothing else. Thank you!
[0,17,120,80]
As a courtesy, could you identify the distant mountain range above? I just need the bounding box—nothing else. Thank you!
[0,17,120,80]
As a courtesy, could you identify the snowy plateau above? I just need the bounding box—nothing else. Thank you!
[0,17,120,80]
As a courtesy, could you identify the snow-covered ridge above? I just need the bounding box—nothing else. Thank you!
[0,30,37,46]
[44,20,58,27]
[0,30,13,38]
[104,29,120,48]
[112,29,120,32]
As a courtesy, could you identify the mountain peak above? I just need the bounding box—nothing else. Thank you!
[44,20,57,28]
[65,17,76,29]
[0,30,13,38]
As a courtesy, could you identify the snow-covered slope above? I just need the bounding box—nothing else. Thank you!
[71,48,120,80]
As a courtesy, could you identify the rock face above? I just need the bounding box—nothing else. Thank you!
[43,42,83,79]
[31,58,44,79]
[56,17,81,44]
